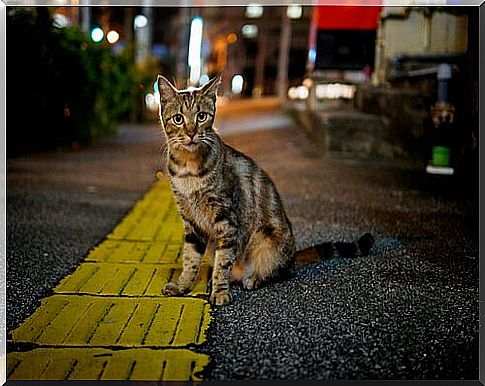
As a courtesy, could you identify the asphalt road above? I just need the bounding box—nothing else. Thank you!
[6,105,479,380]
[200,124,479,380]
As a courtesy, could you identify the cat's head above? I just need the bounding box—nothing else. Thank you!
[157,74,221,153]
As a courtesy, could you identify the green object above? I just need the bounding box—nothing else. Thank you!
[432,146,451,166]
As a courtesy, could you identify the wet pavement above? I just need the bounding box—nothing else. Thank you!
[6,103,479,379]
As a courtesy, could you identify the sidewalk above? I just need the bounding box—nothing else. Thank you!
[8,178,212,381]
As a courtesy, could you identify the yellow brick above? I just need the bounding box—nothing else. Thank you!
[7,348,209,381]
[86,240,183,264]
[8,296,71,342]
[55,263,211,297]
[106,182,184,243]
[11,295,211,348]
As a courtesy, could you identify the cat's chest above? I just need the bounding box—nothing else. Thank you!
[168,157,207,193]
[171,175,204,194]
[173,188,217,235]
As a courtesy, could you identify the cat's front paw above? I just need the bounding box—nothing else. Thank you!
[209,290,232,306]
[163,282,187,296]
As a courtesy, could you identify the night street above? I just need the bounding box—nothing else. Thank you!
[7,101,479,379]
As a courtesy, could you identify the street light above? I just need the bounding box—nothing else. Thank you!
[188,17,204,85]
[134,11,151,64]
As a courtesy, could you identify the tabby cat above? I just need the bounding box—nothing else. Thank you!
[158,74,374,305]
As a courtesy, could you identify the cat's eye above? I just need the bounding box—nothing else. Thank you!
[172,114,184,125]
[196,112,208,123]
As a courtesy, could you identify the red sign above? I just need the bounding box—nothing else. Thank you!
[315,6,382,31]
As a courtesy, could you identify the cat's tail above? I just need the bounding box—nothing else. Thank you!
[294,233,375,267]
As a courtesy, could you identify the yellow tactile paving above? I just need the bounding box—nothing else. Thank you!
[105,178,184,242]
[7,348,209,381]
[107,208,185,242]
[107,200,184,243]
[86,240,183,264]
[11,295,210,347]
[8,178,213,381]
[85,240,212,265]
[54,263,211,296]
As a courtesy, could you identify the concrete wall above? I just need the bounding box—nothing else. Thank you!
[374,8,468,84]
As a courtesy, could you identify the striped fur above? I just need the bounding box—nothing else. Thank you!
[158,75,374,305]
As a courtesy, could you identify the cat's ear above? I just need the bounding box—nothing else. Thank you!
[200,73,222,101]
[157,75,178,103]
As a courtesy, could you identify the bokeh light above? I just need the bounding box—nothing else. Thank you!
[53,13,69,28]
[245,3,263,18]
[287,5,303,19]
[231,74,244,94]
[91,27,104,43]
[134,14,148,29]
[242,24,258,39]
[227,33,238,44]
[199,74,210,86]
[107,30,120,44]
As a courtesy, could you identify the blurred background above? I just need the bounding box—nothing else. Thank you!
[7,5,479,178]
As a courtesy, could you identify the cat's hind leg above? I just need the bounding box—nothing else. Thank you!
[242,226,295,290]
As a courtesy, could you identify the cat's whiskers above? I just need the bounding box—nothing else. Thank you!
[199,134,219,150]
[199,136,214,148]
[160,143,169,158]
[200,138,218,153]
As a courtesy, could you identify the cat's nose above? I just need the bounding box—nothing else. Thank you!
[186,128,197,140]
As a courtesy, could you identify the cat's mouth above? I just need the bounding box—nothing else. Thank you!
[181,140,200,151]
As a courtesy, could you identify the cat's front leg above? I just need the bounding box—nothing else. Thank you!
[163,221,205,296]
[210,225,237,305]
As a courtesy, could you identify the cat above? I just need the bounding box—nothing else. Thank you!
[157,74,375,305]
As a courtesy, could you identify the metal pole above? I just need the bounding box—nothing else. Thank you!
[143,6,153,58]
[277,8,291,103]
[253,24,267,97]
[80,5,90,33]
[135,5,153,64]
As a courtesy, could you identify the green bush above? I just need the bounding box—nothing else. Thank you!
[7,8,138,156]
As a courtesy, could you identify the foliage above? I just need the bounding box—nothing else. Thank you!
[7,8,138,156]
